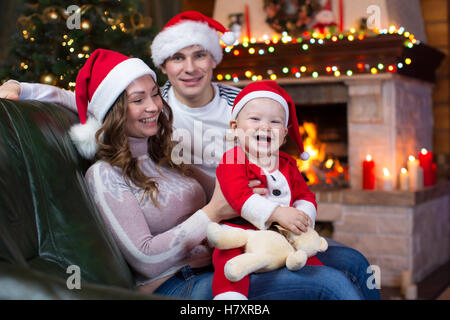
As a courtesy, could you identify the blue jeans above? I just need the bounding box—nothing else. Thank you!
[154,245,380,300]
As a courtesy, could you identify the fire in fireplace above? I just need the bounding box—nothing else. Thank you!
[293,103,349,188]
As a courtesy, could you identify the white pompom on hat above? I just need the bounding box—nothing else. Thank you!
[231,81,310,161]
[151,11,236,67]
[69,49,157,159]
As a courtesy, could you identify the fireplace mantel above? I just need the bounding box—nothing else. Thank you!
[214,34,444,84]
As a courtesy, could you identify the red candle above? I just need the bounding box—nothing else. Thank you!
[418,148,433,186]
[245,4,251,40]
[339,0,344,32]
[363,155,375,190]
[432,163,437,185]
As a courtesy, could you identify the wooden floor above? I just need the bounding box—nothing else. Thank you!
[381,260,450,300]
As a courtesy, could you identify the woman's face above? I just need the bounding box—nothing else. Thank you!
[125,75,163,138]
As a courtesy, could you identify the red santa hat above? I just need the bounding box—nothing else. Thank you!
[231,81,310,160]
[150,11,236,67]
[69,48,157,159]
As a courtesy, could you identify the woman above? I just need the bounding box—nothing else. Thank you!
[57,48,368,300]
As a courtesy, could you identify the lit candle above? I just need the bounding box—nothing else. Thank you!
[407,155,423,190]
[382,167,394,191]
[418,148,433,187]
[363,155,375,190]
[399,168,409,191]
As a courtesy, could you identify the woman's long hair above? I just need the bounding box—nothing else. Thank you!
[94,89,186,206]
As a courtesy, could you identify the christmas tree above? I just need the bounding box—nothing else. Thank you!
[0,0,163,89]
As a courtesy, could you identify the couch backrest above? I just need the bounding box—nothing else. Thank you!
[0,99,135,289]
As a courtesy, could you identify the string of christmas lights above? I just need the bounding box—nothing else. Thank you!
[216,25,419,83]
[2,0,155,90]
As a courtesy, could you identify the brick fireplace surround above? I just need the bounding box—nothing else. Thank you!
[232,73,450,287]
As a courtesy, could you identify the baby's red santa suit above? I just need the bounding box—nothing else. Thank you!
[213,81,323,300]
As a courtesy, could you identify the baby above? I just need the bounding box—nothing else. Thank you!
[212,81,322,300]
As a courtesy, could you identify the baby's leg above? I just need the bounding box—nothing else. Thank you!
[212,247,249,300]
[225,253,270,282]
[207,223,249,250]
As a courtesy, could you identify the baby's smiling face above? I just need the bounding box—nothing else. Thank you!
[231,97,288,160]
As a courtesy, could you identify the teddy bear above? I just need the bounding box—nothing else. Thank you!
[206,222,328,282]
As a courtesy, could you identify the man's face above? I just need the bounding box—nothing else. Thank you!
[161,45,217,106]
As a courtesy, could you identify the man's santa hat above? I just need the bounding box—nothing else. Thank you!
[151,11,236,67]
[231,81,310,160]
[69,48,157,159]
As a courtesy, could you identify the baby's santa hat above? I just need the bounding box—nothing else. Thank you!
[69,48,157,159]
[231,80,310,160]
[151,11,236,67]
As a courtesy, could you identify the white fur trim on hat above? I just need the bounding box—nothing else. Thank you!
[232,91,290,127]
[151,21,223,67]
[69,117,102,159]
[221,31,236,46]
[89,58,157,123]
[300,151,310,160]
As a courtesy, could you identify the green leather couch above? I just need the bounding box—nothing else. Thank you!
[0,98,155,299]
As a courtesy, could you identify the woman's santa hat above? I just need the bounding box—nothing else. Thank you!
[151,11,236,67]
[231,81,310,160]
[69,48,157,159]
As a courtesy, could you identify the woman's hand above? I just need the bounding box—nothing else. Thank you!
[203,178,267,222]
[0,80,21,100]
[203,179,237,222]
[268,206,312,235]
[248,179,267,196]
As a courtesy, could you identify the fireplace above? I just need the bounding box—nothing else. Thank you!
[215,72,449,288]
[296,102,348,188]
[212,13,449,287]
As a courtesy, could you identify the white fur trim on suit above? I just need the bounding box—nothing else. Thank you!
[232,91,290,126]
[293,200,317,228]
[151,21,223,67]
[69,117,101,159]
[241,194,279,230]
[89,58,156,123]
[214,291,248,300]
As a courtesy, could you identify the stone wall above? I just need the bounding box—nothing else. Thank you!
[346,75,434,190]
[315,183,450,287]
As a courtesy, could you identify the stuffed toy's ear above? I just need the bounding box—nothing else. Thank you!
[274,225,292,240]
[319,237,329,252]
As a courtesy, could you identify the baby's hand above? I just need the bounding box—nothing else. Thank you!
[269,206,312,235]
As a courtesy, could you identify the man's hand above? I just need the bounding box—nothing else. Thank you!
[268,206,312,235]
[0,81,21,100]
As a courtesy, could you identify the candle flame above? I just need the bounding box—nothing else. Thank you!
[408,155,416,161]
[420,148,428,155]
[401,168,407,174]
[366,155,372,161]
[383,167,390,177]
